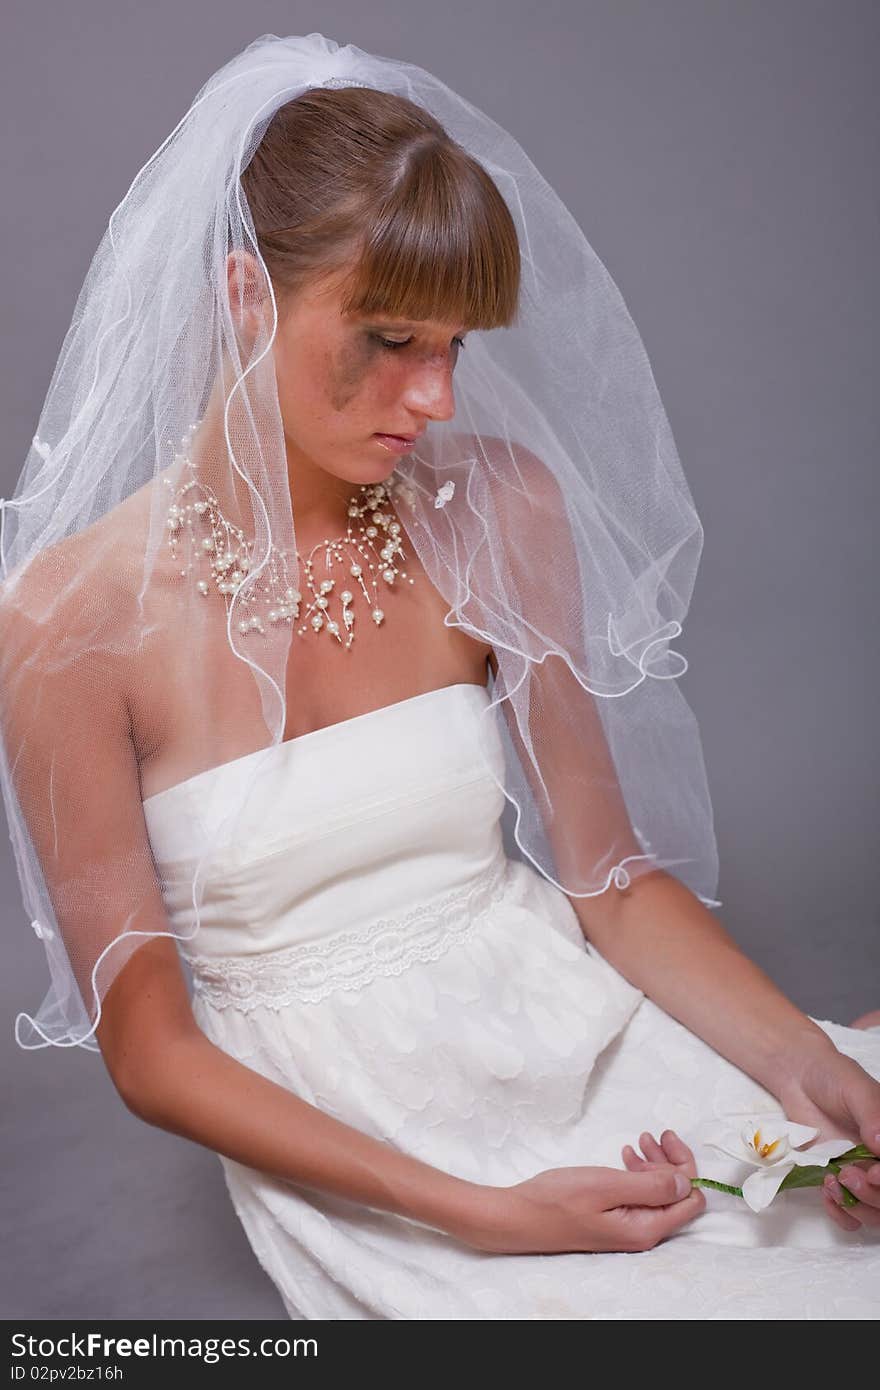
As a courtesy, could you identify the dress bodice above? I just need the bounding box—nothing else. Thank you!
[141,682,520,997]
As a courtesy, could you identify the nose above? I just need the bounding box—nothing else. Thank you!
[400,357,457,424]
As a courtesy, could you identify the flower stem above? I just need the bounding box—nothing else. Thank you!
[691,1145,876,1208]
[690,1177,743,1197]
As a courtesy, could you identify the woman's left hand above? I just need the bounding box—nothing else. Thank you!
[777,1048,880,1230]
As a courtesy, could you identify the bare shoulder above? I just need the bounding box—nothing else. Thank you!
[0,482,156,685]
[424,430,560,504]
[413,432,557,682]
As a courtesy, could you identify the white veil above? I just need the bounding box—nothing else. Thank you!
[0,31,719,1052]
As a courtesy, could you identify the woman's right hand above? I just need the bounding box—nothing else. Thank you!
[463,1129,706,1254]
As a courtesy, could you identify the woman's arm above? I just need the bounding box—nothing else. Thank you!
[480,482,837,1101]
[101,937,488,1242]
[0,577,486,1248]
[573,868,838,1094]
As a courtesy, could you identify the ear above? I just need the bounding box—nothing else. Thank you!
[225,249,272,334]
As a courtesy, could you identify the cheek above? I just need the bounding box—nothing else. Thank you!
[274,339,361,419]
[327,341,399,414]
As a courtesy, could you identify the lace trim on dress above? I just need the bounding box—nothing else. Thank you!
[181,856,512,1011]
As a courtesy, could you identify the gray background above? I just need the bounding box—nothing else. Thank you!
[2,0,877,1320]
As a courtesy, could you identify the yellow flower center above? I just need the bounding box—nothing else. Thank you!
[752,1128,782,1159]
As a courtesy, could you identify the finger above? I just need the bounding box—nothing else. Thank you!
[659,1129,697,1173]
[603,1164,694,1210]
[638,1131,667,1164]
[659,1129,689,1159]
[867,1163,880,1187]
[630,1187,707,1245]
[822,1180,861,1231]
[822,1184,859,1230]
[835,1184,880,1228]
[838,1164,880,1210]
[621,1144,648,1172]
[851,1204,880,1228]
[825,1173,880,1228]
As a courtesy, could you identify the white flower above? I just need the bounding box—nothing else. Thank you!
[704,1111,854,1212]
[32,435,53,460]
[434,480,455,508]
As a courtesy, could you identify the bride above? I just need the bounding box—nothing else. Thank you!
[1,34,878,1320]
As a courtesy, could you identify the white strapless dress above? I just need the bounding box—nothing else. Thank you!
[142,681,880,1320]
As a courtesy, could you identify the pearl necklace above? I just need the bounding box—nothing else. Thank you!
[162,424,416,649]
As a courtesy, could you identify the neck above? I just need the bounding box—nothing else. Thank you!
[178,392,390,548]
[282,436,364,539]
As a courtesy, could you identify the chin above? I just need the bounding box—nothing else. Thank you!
[362,444,402,475]
[318,447,397,490]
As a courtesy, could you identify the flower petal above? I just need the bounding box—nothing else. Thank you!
[742,1163,795,1212]
[704,1137,758,1165]
[779,1121,822,1147]
[725,1109,814,1133]
[788,1137,855,1166]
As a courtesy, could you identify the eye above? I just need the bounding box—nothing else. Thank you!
[372,334,467,352]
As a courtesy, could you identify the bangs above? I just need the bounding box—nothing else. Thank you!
[335,151,521,332]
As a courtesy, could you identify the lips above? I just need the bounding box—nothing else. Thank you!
[373,431,423,454]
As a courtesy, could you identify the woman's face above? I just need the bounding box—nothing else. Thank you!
[265,260,467,511]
